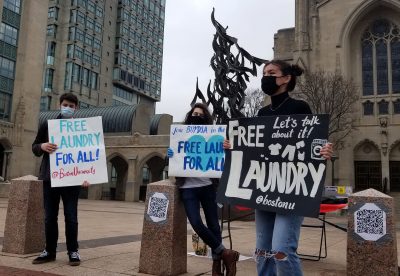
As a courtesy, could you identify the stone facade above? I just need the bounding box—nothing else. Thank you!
[274,0,400,192]
[0,0,48,182]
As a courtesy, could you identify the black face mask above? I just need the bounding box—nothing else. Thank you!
[261,76,280,96]
[188,115,206,125]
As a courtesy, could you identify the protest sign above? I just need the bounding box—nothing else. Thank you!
[48,116,108,187]
[168,124,226,178]
[216,114,330,217]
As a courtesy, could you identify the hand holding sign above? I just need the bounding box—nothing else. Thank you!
[41,143,58,154]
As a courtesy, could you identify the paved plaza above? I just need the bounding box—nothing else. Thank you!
[0,196,397,275]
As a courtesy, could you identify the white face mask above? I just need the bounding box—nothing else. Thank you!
[61,106,75,118]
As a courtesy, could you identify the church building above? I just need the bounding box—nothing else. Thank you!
[274,0,400,192]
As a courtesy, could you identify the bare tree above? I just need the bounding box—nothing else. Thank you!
[242,88,265,117]
[296,71,359,148]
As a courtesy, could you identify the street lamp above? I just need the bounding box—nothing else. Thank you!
[331,155,338,186]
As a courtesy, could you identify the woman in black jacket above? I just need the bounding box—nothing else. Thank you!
[168,103,239,276]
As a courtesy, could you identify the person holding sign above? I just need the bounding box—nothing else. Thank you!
[224,60,333,276]
[32,93,89,266]
[168,103,239,276]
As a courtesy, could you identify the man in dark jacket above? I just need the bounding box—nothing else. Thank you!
[32,93,89,266]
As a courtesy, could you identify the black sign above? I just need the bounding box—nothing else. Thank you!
[216,114,330,218]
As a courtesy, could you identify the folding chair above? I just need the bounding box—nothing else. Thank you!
[219,204,254,249]
[297,203,347,261]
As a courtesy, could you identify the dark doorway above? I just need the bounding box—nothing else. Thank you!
[0,144,4,178]
[140,156,165,201]
[354,161,382,191]
[105,156,128,200]
[390,161,400,191]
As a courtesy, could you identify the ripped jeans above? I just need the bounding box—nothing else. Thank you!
[254,210,304,276]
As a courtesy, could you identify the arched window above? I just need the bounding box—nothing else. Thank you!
[393,99,400,114]
[378,99,389,114]
[363,100,374,115]
[361,19,400,96]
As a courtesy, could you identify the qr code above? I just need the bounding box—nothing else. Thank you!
[355,209,384,235]
[148,196,168,219]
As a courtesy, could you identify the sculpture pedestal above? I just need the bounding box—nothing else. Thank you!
[139,179,187,275]
[347,188,397,276]
[3,175,45,254]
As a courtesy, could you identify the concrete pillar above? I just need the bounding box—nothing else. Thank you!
[125,158,136,201]
[3,175,45,254]
[347,188,397,276]
[139,179,187,275]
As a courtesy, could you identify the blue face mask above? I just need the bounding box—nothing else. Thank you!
[61,106,75,118]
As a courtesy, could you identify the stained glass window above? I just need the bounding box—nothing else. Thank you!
[376,40,388,94]
[392,38,400,93]
[362,41,373,96]
[361,19,400,115]
[378,100,389,114]
[363,101,374,115]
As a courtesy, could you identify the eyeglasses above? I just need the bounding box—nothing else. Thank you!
[192,112,205,118]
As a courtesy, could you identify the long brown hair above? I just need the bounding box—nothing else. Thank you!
[183,103,213,125]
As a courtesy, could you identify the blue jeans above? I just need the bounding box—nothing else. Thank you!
[254,210,304,276]
[43,181,81,254]
[180,185,224,260]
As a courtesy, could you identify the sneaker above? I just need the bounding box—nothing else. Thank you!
[68,251,81,266]
[32,250,56,264]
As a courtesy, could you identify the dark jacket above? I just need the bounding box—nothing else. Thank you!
[32,114,61,182]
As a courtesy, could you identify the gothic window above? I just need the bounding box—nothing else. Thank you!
[363,101,374,115]
[394,99,400,114]
[392,38,400,93]
[378,99,389,114]
[361,19,400,96]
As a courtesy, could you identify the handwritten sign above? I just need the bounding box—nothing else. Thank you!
[168,124,226,178]
[216,114,329,217]
[48,116,108,187]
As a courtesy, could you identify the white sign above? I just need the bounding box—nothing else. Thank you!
[147,192,169,222]
[168,124,226,178]
[354,203,386,241]
[48,116,108,187]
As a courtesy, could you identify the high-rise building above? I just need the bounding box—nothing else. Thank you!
[42,0,166,114]
[0,0,49,180]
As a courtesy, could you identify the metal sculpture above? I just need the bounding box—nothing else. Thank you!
[191,9,266,124]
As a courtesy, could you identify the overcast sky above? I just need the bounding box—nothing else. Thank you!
[156,0,295,121]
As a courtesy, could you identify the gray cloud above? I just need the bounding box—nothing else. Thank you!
[157,0,295,121]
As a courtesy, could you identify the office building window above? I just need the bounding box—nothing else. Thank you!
[40,96,51,111]
[0,57,15,79]
[87,0,95,14]
[44,68,54,90]
[3,0,21,14]
[48,7,58,20]
[47,41,56,65]
[72,63,81,82]
[47,25,57,38]
[0,92,11,119]
[90,72,97,89]
[0,23,18,46]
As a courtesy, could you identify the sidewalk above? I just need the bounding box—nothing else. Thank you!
[0,197,393,275]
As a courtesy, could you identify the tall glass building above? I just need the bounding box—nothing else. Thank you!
[0,0,21,120]
[42,0,166,114]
